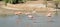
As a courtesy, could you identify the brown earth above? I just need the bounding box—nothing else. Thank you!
[0,1,56,15]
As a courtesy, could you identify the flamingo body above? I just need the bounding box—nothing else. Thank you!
[28,15,33,18]
[15,12,22,15]
[47,13,52,17]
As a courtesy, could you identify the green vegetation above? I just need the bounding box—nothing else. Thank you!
[53,0,60,9]
[0,0,2,1]
[52,0,60,15]
[3,0,26,6]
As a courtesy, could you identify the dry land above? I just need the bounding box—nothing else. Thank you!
[0,1,57,15]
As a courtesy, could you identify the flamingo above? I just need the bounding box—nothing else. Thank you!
[47,8,56,17]
[28,15,33,18]
[46,8,57,21]
[14,11,22,25]
[46,12,53,21]
[14,11,22,15]
[46,13,52,17]
[28,15,33,19]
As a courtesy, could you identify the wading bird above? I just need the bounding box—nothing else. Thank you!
[28,15,34,20]
[14,11,22,15]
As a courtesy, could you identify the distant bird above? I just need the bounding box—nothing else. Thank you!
[46,9,56,21]
[28,15,33,18]
[15,11,22,15]
[47,8,56,17]
[46,12,53,21]
[46,13,52,17]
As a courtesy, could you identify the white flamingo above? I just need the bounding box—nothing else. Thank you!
[28,15,33,18]
[28,15,33,19]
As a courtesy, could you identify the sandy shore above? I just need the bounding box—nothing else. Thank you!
[0,1,57,15]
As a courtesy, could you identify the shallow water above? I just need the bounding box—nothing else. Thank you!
[0,12,60,27]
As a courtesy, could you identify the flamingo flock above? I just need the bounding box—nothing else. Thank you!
[14,11,36,18]
[14,11,53,18]
[15,10,55,23]
[15,11,35,24]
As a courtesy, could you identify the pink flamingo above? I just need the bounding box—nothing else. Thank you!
[14,11,22,25]
[14,11,22,15]
[46,11,53,21]
[46,8,55,17]
[46,13,52,17]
